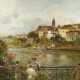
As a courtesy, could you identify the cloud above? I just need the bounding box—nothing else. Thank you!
[0,0,80,36]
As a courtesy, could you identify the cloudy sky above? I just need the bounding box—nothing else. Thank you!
[0,0,80,36]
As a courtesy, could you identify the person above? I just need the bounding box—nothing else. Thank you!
[72,64,80,80]
[26,65,37,80]
[30,57,40,72]
[15,63,28,80]
[26,57,40,80]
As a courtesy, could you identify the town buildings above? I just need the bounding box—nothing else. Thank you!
[4,19,80,48]
[58,24,80,41]
[36,19,80,42]
[36,19,57,39]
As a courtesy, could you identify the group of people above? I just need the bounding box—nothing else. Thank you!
[15,57,40,80]
[0,50,41,80]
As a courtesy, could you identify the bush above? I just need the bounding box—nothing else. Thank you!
[0,40,7,60]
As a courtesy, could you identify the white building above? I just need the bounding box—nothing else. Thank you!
[47,30,54,39]
[36,19,57,39]
[37,26,57,39]
[58,24,80,41]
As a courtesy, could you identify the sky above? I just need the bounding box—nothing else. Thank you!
[0,0,80,36]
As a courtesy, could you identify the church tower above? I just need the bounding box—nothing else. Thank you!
[52,19,55,27]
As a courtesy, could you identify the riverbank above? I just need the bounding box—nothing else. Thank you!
[6,41,80,51]
[47,47,80,51]
[8,46,80,51]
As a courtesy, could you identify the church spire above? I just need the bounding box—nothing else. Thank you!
[52,18,55,27]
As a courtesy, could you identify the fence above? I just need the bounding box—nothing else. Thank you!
[0,66,10,80]
[39,66,74,80]
[0,65,79,80]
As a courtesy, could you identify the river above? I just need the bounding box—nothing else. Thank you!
[8,48,80,66]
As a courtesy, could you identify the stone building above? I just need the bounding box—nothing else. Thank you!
[58,24,80,41]
[36,19,57,39]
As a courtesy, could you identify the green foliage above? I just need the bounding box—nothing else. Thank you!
[74,38,80,44]
[27,31,40,45]
[51,34,65,43]
[37,71,48,80]
[27,31,38,38]
[0,40,7,59]
[10,37,26,47]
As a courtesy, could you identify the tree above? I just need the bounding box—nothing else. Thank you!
[0,40,7,62]
[27,31,39,43]
[27,31,38,38]
[51,34,65,43]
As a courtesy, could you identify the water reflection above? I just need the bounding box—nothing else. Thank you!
[8,48,80,66]
[59,55,70,65]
